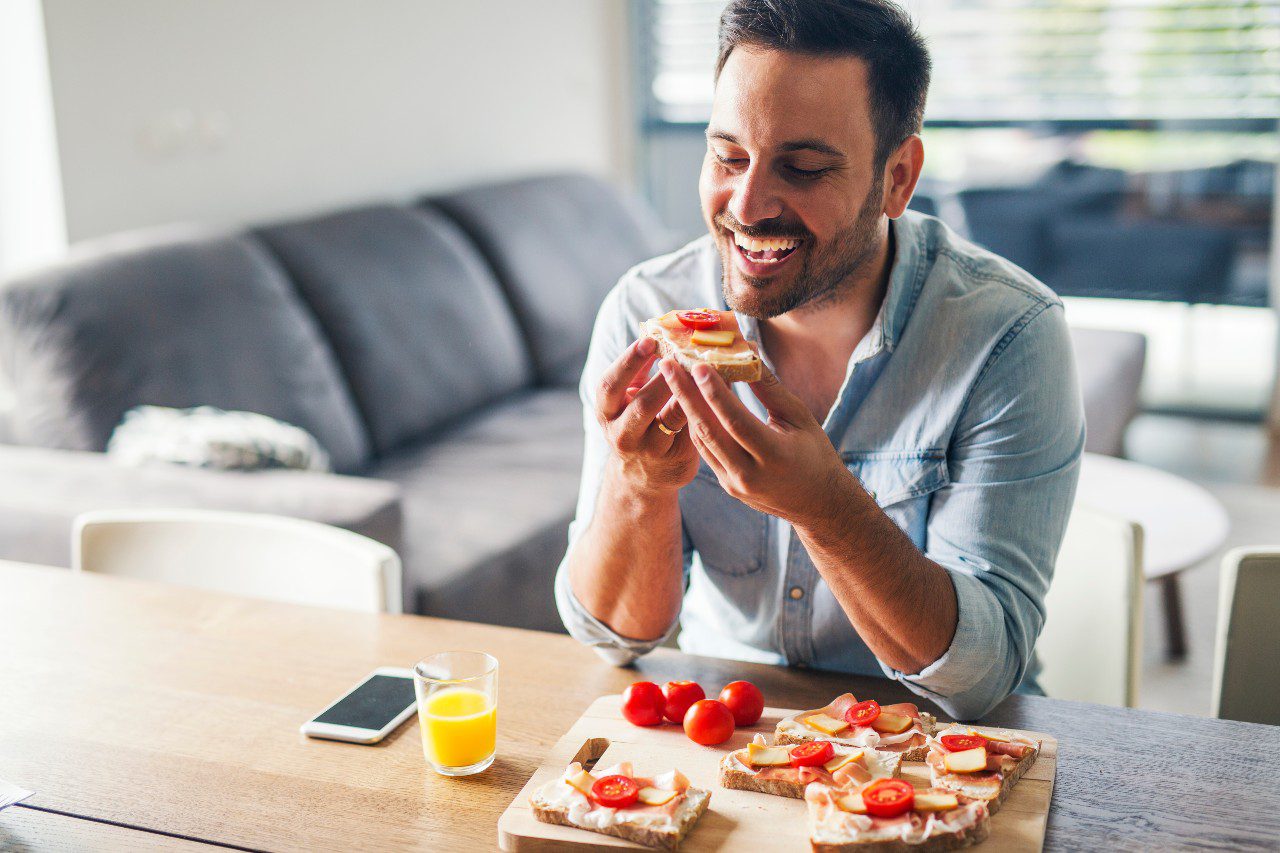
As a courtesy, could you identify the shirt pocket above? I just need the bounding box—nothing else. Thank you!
[842,450,949,548]
[678,464,769,577]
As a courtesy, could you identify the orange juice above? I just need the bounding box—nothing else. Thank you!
[418,685,496,768]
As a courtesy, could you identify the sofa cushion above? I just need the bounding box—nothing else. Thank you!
[429,173,669,384]
[0,444,401,570]
[1070,327,1147,458]
[0,229,371,472]
[256,206,531,456]
[370,388,583,629]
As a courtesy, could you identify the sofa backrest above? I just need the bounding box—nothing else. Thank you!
[0,229,372,472]
[429,173,670,385]
[255,205,531,456]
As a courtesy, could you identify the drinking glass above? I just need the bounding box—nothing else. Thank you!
[413,651,498,776]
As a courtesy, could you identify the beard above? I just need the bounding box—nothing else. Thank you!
[714,178,885,320]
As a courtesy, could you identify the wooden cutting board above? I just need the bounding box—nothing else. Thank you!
[498,695,1057,851]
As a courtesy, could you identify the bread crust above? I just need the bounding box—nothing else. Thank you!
[809,817,990,853]
[530,788,710,850]
[774,720,934,765]
[646,326,763,383]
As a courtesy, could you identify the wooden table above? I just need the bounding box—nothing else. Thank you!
[3,562,1278,851]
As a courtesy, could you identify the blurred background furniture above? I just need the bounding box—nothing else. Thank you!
[73,509,402,613]
[1037,504,1144,707]
[1068,327,1147,457]
[0,172,670,630]
[1213,547,1280,725]
[1076,453,1231,659]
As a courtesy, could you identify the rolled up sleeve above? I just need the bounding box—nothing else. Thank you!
[881,302,1085,720]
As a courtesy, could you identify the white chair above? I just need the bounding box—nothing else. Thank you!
[72,509,402,613]
[1036,504,1144,707]
[1212,547,1280,725]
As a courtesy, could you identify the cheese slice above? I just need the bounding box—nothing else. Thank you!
[823,749,865,774]
[803,713,850,736]
[637,786,678,806]
[835,792,867,814]
[914,792,959,812]
[747,743,791,767]
[566,769,596,795]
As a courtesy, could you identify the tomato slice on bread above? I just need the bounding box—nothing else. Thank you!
[844,699,881,727]
[861,778,915,818]
[590,775,640,808]
[940,734,988,753]
[676,310,719,330]
[788,741,835,768]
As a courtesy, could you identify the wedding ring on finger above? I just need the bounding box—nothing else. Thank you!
[655,415,683,436]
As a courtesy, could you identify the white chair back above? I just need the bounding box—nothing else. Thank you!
[1212,547,1280,725]
[73,509,402,613]
[1037,504,1144,707]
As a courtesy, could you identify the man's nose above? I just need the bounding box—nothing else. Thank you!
[727,163,784,226]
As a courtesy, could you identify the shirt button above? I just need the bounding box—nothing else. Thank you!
[789,586,805,600]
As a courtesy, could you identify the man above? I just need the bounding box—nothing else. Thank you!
[556,0,1084,720]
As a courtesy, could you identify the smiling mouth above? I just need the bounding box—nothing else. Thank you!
[731,231,802,264]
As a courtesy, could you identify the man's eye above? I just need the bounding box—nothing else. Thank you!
[715,154,747,168]
[785,164,828,179]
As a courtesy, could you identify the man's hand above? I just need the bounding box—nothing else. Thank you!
[658,357,860,524]
[597,337,699,494]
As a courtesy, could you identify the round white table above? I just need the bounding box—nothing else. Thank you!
[1076,452,1231,658]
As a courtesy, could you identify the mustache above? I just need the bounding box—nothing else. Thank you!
[713,211,809,241]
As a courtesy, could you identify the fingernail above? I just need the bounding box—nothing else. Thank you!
[693,364,713,384]
[637,337,655,355]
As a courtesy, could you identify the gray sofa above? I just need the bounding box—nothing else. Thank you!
[0,173,669,631]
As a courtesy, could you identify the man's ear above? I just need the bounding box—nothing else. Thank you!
[881,135,925,219]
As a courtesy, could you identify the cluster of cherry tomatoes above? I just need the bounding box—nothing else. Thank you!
[621,679,764,745]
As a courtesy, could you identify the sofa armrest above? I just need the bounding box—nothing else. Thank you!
[0,445,402,569]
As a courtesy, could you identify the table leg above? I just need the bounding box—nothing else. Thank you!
[1161,574,1188,660]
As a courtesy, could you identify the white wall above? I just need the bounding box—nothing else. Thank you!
[41,0,633,242]
[0,0,67,275]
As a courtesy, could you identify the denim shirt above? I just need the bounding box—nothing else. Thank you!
[555,211,1085,720]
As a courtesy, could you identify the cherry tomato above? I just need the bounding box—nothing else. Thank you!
[591,774,640,808]
[788,741,835,768]
[683,699,735,745]
[940,734,988,753]
[844,699,881,727]
[676,310,719,330]
[718,680,764,726]
[861,778,915,818]
[621,681,666,727]
[662,680,706,724]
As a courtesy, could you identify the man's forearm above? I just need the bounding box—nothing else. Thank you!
[792,469,958,674]
[566,460,685,641]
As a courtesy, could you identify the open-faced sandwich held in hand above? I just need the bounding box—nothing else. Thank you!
[806,779,990,852]
[720,733,901,800]
[529,761,710,850]
[641,309,763,383]
[776,695,936,762]
[924,726,1040,816]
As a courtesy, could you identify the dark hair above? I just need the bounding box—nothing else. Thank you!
[716,0,931,165]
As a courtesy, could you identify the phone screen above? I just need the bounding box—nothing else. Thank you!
[313,673,416,730]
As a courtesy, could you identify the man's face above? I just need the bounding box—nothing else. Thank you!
[700,47,887,319]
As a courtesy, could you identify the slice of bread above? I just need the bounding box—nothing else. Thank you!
[807,784,990,852]
[719,741,903,800]
[530,787,711,850]
[642,309,763,383]
[925,734,1040,815]
[775,707,937,764]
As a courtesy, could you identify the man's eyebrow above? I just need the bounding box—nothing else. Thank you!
[705,129,845,159]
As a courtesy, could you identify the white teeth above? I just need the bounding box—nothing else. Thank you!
[733,232,800,254]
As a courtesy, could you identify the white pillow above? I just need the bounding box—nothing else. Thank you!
[107,406,331,472]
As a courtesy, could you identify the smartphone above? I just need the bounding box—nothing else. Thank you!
[300,666,417,744]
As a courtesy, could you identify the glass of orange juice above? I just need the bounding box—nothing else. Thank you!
[413,651,498,776]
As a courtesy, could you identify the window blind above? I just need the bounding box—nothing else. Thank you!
[644,0,1280,124]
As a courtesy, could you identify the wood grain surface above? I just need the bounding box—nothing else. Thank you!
[498,695,1057,851]
[0,807,213,851]
[2,562,1278,851]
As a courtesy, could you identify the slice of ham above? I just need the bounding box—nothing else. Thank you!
[987,740,1030,759]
